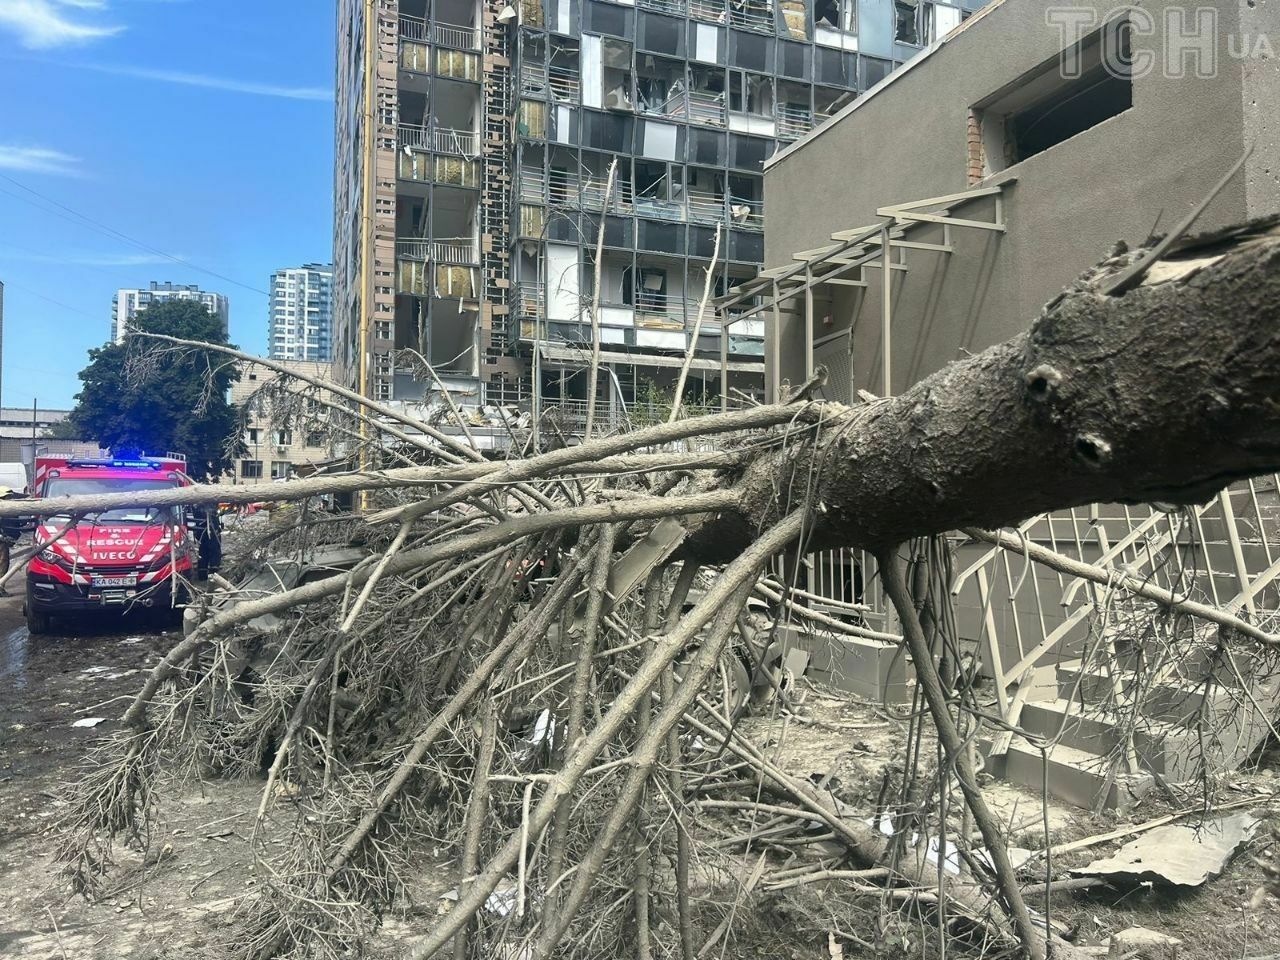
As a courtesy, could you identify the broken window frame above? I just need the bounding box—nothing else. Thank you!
[814,0,855,34]
[727,69,773,117]
[894,0,921,46]
[972,16,1135,177]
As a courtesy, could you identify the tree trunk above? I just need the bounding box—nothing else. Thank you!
[686,219,1280,560]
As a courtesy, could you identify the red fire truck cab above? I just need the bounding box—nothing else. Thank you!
[25,455,196,634]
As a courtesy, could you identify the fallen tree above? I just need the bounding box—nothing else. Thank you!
[45,217,1280,960]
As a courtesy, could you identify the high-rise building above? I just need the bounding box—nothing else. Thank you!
[334,0,982,425]
[111,282,230,343]
[269,264,335,361]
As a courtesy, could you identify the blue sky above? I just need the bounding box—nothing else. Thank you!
[0,0,335,408]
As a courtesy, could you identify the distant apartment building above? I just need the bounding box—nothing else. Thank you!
[112,282,231,343]
[269,264,336,362]
[229,361,335,483]
[332,0,985,427]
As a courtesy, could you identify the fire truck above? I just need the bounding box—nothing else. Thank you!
[24,454,200,634]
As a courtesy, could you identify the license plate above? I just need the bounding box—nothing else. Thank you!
[92,575,138,588]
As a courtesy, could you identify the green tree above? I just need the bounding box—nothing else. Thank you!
[66,300,244,481]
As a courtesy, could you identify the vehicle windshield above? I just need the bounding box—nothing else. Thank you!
[43,477,179,525]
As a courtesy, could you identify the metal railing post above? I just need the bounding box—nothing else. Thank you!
[1220,488,1257,617]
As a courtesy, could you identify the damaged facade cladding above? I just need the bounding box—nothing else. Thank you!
[333,0,989,428]
[746,0,1280,808]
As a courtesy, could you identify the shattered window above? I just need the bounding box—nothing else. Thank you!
[727,72,772,116]
[894,0,920,45]
[599,37,635,111]
[814,0,854,32]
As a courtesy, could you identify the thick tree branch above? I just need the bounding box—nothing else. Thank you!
[687,219,1280,560]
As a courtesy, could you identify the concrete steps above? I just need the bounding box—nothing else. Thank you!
[1000,739,1154,812]
[992,655,1280,810]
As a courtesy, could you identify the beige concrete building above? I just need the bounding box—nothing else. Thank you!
[229,361,335,484]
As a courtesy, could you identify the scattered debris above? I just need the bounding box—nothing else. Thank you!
[1073,812,1262,887]
[70,717,107,728]
[1108,926,1183,960]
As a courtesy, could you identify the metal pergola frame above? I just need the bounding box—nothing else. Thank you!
[715,180,1014,410]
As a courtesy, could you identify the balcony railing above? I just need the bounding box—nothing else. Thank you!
[523,171,761,231]
[637,0,686,12]
[399,15,478,51]
[548,66,581,102]
[519,167,547,203]
[775,103,815,140]
[685,90,728,127]
[516,281,545,319]
[396,238,478,265]
[521,62,549,95]
[633,292,703,325]
[547,170,635,213]
[728,195,764,230]
[686,189,726,225]
[727,0,775,31]
[399,123,479,157]
[689,0,726,22]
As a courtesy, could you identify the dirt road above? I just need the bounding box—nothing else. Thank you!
[0,593,262,959]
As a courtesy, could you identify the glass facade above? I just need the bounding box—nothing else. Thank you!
[335,0,981,419]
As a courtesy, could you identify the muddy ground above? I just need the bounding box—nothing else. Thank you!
[1,587,1278,959]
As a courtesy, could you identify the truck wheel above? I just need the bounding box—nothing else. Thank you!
[26,606,51,636]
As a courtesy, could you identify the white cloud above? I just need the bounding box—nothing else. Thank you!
[0,144,82,176]
[0,0,123,49]
[76,62,332,101]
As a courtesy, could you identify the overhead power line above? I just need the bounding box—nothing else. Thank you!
[0,172,269,296]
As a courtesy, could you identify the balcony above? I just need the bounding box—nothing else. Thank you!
[684,91,728,127]
[395,238,478,266]
[516,281,544,319]
[634,291,703,327]
[727,0,775,32]
[547,170,635,214]
[521,61,548,96]
[519,167,548,203]
[399,15,478,51]
[399,123,479,157]
[548,66,581,102]
[636,0,686,12]
[728,196,764,230]
[689,0,726,22]
[775,103,815,140]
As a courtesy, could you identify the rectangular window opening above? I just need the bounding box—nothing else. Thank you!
[972,17,1133,179]
[894,0,919,45]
